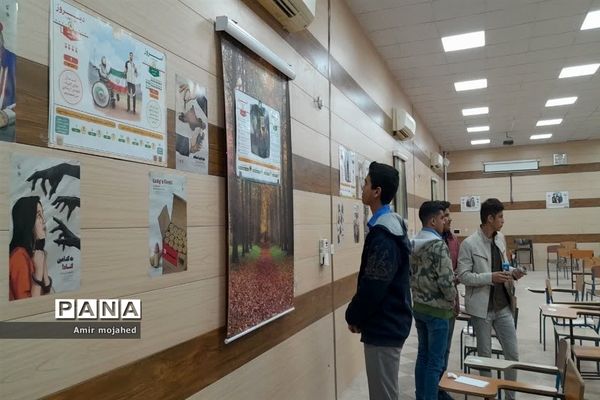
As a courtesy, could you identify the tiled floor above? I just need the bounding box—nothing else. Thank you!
[340,269,600,399]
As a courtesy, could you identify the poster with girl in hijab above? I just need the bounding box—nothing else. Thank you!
[9,154,81,301]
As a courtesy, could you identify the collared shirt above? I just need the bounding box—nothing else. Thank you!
[367,204,391,228]
[422,227,442,240]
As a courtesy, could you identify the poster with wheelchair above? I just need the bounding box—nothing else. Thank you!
[49,0,167,166]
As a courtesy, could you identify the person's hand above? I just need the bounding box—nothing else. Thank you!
[32,250,46,280]
[52,196,80,220]
[50,217,80,250]
[27,163,75,198]
[348,324,361,334]
[492,271,512,284]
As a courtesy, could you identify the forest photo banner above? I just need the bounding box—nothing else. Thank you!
[220,35,294,343]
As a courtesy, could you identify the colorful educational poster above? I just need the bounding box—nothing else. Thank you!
[460,196,481,212]
[0,0,17,142]
[222,34,294,343]
[339,145,356,197]
[9,154,81,301]
[546,191,569,209]
[234,89,281,185]
[49,0,167,165]
[148,173,187,277]
[175,74,208,174]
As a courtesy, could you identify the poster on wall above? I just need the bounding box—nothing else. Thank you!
[235,89,281,185]
[221,34,294,343]
[49,0,167,165]
[353,204,360,244]
[336,202,344,245]
[148,172,187,277]
[460,195,481,212]
[175,74,209,174]
[546,191,569,209]
[0,0,17,142]
[357,156,371,240]
[9,154,81,301]
[339,145,356,197]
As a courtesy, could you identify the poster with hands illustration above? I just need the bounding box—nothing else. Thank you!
[9,154,81,300]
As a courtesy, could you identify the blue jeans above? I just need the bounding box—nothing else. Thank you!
[414,311,450,400]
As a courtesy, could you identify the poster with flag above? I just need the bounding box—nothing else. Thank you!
[49,0,167,166]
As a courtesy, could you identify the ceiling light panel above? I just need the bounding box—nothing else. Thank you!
[536,118,562,126]
[471,139,490,145]
[454,78,487,91]
[530,133,553,140]
[558,63,600,78]
[545,97,578,107]
[442,31,485,52]
[581,9,600,30]
[467,125,490,132]
[462,107,489,116]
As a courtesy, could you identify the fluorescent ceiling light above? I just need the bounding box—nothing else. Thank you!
[530,133,553,140]
[454,78,487,91]
[471,139,490,145]
[484,160,539,173]
[545,97,578,107]
[536,118,562,126]
[442,31,485,52]
[581,9,600,30]
[559,63,600,78]
[467,125,489,133]
[462,106,489,116]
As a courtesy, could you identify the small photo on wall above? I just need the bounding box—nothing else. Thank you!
[546,191,569,209]
[460,195,480,212]
[9,154,81,301]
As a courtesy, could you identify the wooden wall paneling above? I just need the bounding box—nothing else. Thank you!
[330,113,388,163]
[2,276,225,400]
[334,303,365,396]
[333,247,363,281]
[291,118,331,166]
[290,83,329,137]
[293,190,331,226]
[293,154,332,196]
[294,224,332,296]
[0,226,225,320]
[16,0,49,64]
[188,315,336,400]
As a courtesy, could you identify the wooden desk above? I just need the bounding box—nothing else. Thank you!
[539,304,600,350]
[439,372,557,399]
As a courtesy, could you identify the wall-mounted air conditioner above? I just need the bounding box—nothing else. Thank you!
[483,159,539,173]
[392,108,416,141]
[430,153,443,171]
[258,0,316,32]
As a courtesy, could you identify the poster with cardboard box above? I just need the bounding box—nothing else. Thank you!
[9,154,81,301]
[148,173,187,277]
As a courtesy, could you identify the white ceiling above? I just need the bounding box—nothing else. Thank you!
[345,0,600,151]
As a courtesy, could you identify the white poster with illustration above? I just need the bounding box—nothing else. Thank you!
[148,173,187,277]
[460,196,481,212]
[546,191,569,209]
[175,74,208,174]
[234,89,281,185]
[336,202,344,245]
[0,0,17,142]
[49,0,167,165]
[356,155,370,199]
[9,154,81,301]
[339,145,356,197]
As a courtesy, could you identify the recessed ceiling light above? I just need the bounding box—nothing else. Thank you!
[462,107,489,116]
[581,9,600,30]
[545,97,578,107]
[467,125,490,132]
[454,78,487,91]
[471,139,490,145]
[559,63,600,78]
[530,133,553,140]
[442,31,485,52]
[536,118,563,126]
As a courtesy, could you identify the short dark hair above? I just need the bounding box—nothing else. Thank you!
[480,198,504,224]
[368,161,398,205]
[440,200,451,210]
[419,201,446,225]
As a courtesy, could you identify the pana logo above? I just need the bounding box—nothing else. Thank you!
[55,299,142,320]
